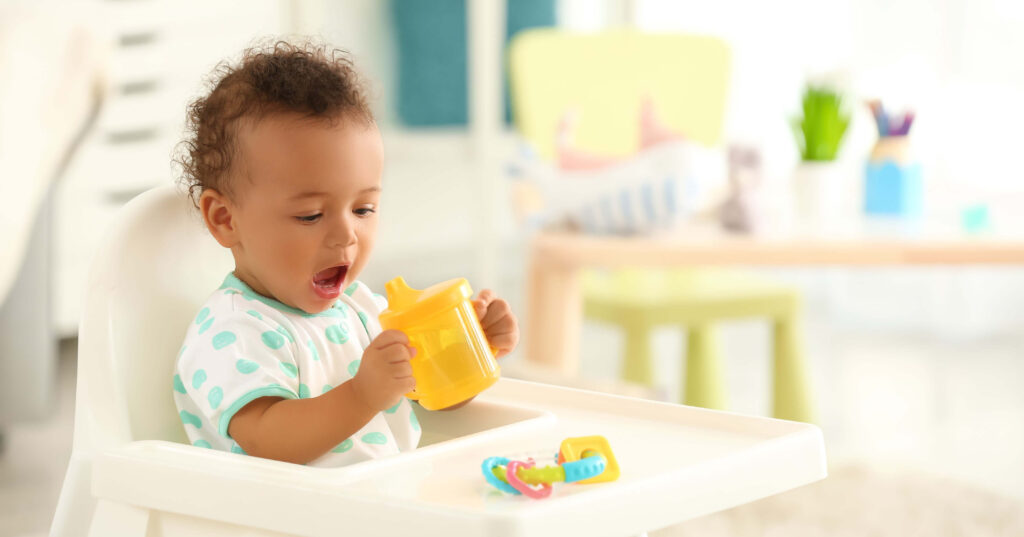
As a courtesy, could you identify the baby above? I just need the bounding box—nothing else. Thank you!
[172,41,519,467]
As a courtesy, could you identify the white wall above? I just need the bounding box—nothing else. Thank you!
[633,0,1024,198]
[153,0,1024,338]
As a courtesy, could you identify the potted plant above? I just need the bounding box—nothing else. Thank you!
[791,85,851,228]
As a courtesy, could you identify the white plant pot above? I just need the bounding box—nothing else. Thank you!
[792,161,848,232]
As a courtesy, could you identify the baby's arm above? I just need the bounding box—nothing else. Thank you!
[228,330,417,464]
[227,383,374,464]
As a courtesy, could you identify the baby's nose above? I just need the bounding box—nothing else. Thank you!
[329,218,357,247]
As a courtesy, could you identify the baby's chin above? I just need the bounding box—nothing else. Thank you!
[269,288,334,315]
[293,295,336,315]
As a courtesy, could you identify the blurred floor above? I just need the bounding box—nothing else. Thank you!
[2,312,1023,536]
[1,339,75,537]
[660,463,1024,536]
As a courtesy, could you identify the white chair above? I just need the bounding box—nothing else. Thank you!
[52,185,827,537]
[50,185,234,535]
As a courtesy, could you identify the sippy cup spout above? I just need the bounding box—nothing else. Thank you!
[385,277,417,310]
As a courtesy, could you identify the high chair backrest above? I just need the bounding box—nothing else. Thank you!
[74,186,232,452]
[507,29,731,160]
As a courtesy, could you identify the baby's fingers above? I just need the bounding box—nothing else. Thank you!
[372,329,410,350]
[473,289,496,319]
[381,343,416,364]
[480,299,512,329]
[390,358,414,380]
[488,331,519,357]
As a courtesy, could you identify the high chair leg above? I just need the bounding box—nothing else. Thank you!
[89,500,152,537]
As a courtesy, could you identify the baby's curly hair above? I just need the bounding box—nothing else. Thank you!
[176,40,374,207]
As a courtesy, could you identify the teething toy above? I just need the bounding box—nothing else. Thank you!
[482,435,619,499]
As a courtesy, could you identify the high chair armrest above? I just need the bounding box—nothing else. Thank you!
[91,440,448,536]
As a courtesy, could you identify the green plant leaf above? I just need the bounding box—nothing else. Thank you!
[792,85,850,162]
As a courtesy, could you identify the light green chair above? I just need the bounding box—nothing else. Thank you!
[583,269,813,422]
[508,29,730,159]
[508,30,814,422]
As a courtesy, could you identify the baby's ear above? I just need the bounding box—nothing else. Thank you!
[199,189,239,248]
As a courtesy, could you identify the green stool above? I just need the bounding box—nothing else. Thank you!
[583,268,814,422]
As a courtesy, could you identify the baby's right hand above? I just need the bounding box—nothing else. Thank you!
[350,330,417,412]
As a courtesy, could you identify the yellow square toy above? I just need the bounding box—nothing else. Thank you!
[558,435,620,484]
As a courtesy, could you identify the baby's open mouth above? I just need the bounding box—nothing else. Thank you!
[312,265,348,299]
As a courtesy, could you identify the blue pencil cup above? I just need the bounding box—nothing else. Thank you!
[864,160,922,217]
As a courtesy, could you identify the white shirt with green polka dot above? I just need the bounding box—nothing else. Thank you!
[173,273,421,467]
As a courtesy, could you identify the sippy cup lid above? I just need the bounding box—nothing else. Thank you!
[378,277,474,327]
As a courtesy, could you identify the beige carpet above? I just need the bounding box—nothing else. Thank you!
[656,464,1024,537]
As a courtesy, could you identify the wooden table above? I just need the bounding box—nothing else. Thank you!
[526,230,1024,375]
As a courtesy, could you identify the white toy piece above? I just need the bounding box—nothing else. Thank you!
[51,186,826,537]
[719,144,765,233]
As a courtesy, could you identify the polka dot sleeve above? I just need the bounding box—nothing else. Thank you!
[174,308,301,440]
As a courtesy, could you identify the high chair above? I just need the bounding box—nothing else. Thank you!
[508,29,814,422]
[51,186,826,537]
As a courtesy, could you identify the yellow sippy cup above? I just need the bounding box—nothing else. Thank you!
[378,277,500,410]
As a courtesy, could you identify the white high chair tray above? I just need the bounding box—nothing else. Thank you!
[92,378,825,537]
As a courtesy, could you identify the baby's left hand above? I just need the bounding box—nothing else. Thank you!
[472,289,519,359]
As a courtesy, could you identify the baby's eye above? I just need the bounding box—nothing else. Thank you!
[354,207,376,217]
[296,213,322,223]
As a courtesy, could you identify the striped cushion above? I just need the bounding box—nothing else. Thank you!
[507,140,726,234]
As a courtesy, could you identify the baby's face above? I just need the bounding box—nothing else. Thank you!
[227,114,383,313]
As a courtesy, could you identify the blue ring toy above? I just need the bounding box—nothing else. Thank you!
[561,454,606,483]
[481,456,520,494]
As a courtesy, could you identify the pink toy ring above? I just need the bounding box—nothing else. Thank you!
[505,460,553,499]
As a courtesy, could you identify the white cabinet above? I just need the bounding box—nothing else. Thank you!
[55,0,286,336]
